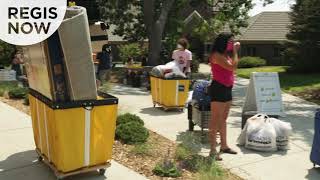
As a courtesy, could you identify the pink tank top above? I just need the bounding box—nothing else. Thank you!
[211,56,234,87]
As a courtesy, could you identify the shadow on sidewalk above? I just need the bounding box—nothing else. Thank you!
[0,150,38,172]
[306,167,320,180]
[0,150,106,180]
[236,145,288,157]
[176,131,210,154]
[176,130,290,158]
[139,107,185,116]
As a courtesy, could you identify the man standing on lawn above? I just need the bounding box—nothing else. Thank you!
[97,43,112,84]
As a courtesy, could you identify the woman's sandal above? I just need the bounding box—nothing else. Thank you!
[209,151,223,161]
[220,148,237,155]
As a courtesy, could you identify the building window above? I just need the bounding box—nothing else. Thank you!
[246,47,256,56]
[273,47,280,57]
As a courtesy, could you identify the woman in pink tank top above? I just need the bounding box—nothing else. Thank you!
[208,33,241,160]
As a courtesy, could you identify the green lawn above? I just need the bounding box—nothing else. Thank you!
[236,66,288,79]
[237,66,320,104]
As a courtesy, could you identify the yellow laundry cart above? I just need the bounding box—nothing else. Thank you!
[29,89,118,179]
[150,76,190,111]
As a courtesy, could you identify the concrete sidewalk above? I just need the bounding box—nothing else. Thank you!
[110,70,320,180]
[0,102,147,180]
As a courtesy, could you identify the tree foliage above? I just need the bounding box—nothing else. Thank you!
[97,0,272,65]
[284,0,320,73]
[0,40,15,67]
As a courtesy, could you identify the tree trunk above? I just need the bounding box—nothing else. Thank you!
[148,23,162,66]
[146,0,175,66]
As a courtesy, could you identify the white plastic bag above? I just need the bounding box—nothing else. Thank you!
[238,114,266,145]
[269,118,292,150]
[151,61,186,78]
[245,115,277,152]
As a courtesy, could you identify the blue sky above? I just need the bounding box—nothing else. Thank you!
[249,0,296,16]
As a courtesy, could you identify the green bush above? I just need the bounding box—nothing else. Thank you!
[115,121,149,144]
[238,56,266,68]
[196,161,225,180]
[175,144,193,161]
[0,41,15,67]
[8,87,28,99]
[130,143,153,156]
[119,43,146,63]
[181,154,214,173]
[0,82,19,96]
[153,160,182,177]
[117,113,144,126]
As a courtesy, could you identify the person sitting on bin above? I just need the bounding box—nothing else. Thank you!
[208,33,241,161]
[171,38,192,78]
[97,44,112,84]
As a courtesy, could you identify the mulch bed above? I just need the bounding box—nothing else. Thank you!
[113,131,195,180]
[1,97,242,180]
[292,88,320,105]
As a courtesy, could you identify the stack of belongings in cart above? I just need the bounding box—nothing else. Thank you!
[150,61,186,79]
[191,80,211,111]
[237,114,292,151]
[23,6,97,102]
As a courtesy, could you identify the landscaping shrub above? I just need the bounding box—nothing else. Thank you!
[0,82,19,96]
[119,43,146,63]
[175,144,193,161]
[181,154,213,172]
[115,121,149,144]
[130,143,153,156]
[8,87,28,99]
[196,161,225,180]
[116,113,144,126]
[153,159,182,177]
[238,56,266,68]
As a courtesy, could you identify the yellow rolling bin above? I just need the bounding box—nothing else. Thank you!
[150,76,190,111]
[29,89,118,179]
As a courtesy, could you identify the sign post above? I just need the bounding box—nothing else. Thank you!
[243,72,285,116]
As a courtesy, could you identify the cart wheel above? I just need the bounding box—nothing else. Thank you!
[99,168,106,175]
[38,156,43,162]
[56,176,64,180]
[179,108,184,112]
[153,104,156,108]
[188,119,194,131]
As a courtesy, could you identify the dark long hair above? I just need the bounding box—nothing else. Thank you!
[211,33,234,54]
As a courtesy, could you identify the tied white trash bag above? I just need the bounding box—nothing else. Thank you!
[237,114,266,146]
[151,61,186,79]
[245,115,277,152]
[269,118,292,150]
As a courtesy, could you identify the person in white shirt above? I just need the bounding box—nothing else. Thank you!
[171,38,192,77]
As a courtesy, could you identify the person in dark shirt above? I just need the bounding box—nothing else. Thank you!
[11,50,24,80]
[97,44,112,84]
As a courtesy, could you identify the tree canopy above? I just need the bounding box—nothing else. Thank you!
[284,0,320,72]
[97,0,273,65]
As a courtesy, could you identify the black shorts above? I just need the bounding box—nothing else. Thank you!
[209,81,233,102]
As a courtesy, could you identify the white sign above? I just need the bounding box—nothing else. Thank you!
[243,72,285,116]
[0,0,67,45]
